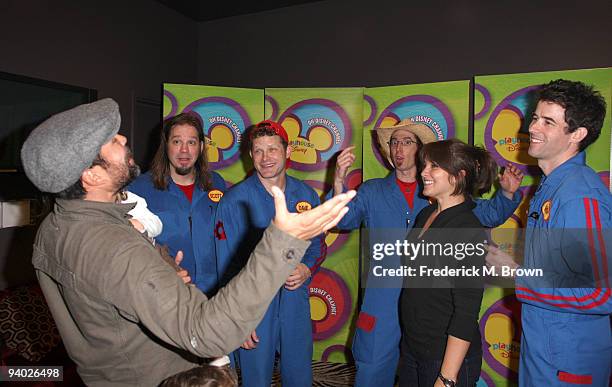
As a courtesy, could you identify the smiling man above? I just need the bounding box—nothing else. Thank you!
[215,120,324,387]
[129,113,226,295]
[488,79,612,386]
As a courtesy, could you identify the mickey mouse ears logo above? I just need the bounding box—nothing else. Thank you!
[269,97,353,171]
[481,84,541,176]
[174,96,253,169]
[480,294,522,381]
[371,95,454,170]
[309,268,352,341]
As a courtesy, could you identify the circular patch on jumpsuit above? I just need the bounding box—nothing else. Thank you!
[296,201,312,213]
[208,190,223,202]
[541,200,551,222]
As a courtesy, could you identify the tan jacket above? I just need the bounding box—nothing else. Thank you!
[32,199,308,386]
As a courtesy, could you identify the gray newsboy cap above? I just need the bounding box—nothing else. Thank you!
[21,98,121,193]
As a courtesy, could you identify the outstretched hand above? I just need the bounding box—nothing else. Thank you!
[271,186,356,240]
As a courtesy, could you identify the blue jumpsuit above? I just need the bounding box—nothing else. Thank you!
[128,171,226,294]
[215,174,325,387]
[516,152,612,386]
[332,173,520,387]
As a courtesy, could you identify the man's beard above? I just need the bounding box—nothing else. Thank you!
[112,147,140,194]
[117,162,140,191]
[174,165,194,176]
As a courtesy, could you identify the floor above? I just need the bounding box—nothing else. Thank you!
[235,360,358,386]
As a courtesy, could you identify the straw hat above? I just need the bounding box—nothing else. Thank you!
[374,119,437,165]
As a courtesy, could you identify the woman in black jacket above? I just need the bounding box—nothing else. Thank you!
[399,139,497,387]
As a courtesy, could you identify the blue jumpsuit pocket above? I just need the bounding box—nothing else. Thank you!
[547,318,571,361]
[546,313,609,385]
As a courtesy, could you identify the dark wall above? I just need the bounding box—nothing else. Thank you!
[0,0,198,289]
[196,0,612,88]
[0,0,198,166]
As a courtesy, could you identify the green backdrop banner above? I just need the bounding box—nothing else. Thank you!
[161,68,611,376]
[163,83,264,184]
[473,67,612,387]
[362,81,470,180]
[265,88,364,363]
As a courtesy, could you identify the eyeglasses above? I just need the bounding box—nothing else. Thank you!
[387,139,417,147]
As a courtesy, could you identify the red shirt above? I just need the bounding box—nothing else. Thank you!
[177,183,195,203]
[396,178,417,209]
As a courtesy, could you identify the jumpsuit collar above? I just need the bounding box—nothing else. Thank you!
[249,172,298,200]
[538,151,586,189]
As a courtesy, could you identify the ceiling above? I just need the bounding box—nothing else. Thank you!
[155,0,324,22]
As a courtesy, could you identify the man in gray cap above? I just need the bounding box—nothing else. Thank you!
[21,98,355,386]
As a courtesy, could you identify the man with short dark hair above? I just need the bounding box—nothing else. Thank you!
[20,99,355,386]
[487,79,612,386]
[215,120,323,387]
[129,113,226,294]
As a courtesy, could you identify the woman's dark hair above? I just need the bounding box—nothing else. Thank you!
[150,113,212,191]
[419,138,497,197]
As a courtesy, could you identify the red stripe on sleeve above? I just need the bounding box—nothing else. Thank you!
[516,288,610,310]
[591,199,610,288]
[583,198,601,284]
[515,286,604,302]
